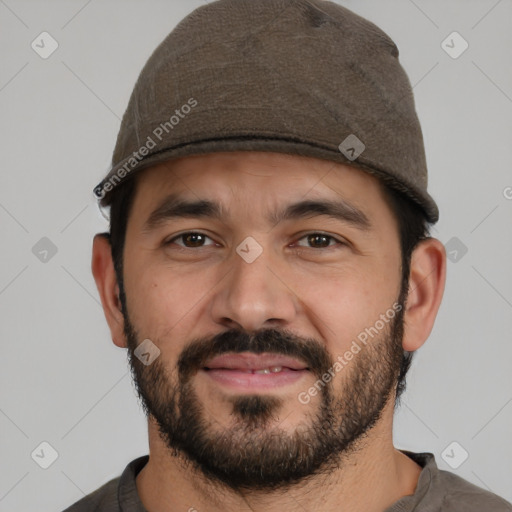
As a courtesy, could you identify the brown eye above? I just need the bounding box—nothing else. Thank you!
[166,232,215,248]
[308,234,331,248]
[295,233,340,249]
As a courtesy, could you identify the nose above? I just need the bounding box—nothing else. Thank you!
[209,243,298,332]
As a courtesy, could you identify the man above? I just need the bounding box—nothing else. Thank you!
[64,0,512,510]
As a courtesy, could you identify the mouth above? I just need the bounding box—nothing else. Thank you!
[201,352,310,390]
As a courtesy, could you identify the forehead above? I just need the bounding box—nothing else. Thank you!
[130,151,387,214]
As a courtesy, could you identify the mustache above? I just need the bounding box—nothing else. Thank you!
[177,328,333,381]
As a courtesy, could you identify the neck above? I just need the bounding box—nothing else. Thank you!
[136,404,422,512]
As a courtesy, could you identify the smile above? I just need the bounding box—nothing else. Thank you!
[202,353,310,390]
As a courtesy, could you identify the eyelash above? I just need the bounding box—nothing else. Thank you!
[164,231,345,250]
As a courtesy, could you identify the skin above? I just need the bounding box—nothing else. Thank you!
[92,151,446,512]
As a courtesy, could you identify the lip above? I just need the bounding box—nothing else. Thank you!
[204,352,308,371]
[201,352,310,391]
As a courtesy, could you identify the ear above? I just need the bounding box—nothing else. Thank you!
[402,237,446,352]
[91,233,127,348]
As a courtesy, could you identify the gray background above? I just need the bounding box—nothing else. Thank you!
[1,0,511,510]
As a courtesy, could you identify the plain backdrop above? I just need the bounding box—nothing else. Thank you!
[1,1,511,510]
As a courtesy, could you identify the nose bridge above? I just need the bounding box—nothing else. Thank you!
[210,239,297,331]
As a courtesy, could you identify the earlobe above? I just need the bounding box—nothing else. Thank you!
[91,233,127,348]
[402,238,446,352]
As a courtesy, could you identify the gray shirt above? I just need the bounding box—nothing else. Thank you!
[62,450,512,511]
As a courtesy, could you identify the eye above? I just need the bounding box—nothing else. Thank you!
[165,232,217,248]
[164,231,344,250]
[294,232,344,249]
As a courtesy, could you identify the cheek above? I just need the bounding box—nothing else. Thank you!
[123,256,217,339]
[295,262,399,351]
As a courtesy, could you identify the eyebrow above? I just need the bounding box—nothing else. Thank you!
[142,193,371,233]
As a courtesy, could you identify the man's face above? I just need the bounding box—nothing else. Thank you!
[121,151,405,490]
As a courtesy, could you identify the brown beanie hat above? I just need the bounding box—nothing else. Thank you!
[94,0,439,223]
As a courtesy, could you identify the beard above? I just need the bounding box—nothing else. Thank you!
[124,298,405,493]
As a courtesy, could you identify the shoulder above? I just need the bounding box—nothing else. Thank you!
[62,477,120,512]
[397,450,512,512]
[436,469,512,511]
[61,455,149,512]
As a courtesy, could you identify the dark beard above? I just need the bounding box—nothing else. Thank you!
[124,305,405,492]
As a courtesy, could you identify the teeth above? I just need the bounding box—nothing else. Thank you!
[253,366,283,374]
